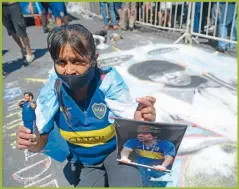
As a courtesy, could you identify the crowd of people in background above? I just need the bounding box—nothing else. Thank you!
[2,1,238,79]
[100,2,237,52]
[28,2,68,33]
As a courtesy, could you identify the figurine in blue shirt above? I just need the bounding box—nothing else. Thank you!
[19,92,36,133]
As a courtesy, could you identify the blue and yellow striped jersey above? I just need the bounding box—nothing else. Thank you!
[124,138,176,166]
[54,71,116,165]
[35,67,138,163]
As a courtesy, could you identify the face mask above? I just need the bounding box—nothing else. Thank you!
[55,65,95,90]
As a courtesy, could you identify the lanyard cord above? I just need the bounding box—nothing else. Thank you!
[55,79,76,130]
[142,140,157,153]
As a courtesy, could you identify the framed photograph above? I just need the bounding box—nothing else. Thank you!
[115,118,188,186]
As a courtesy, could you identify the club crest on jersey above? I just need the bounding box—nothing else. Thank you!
[92,103,106,119]
[155,147,160,151]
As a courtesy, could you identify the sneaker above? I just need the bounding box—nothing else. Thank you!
[26,54,35,63]
[21,48,26,59]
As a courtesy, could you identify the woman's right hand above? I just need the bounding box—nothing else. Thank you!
[16,126,39,150]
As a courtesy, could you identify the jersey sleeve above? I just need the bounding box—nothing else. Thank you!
[162,141,176,157]
[99,67,138,119]
[123,138,139,150]
[35,69,60,135]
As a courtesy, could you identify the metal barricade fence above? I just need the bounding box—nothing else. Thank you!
[135,2,192,44]
[136,4,187,33]
[190,2,237,46]
[75,2,237,47]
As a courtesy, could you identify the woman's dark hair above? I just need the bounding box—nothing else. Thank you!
[24,92,34,99]
[47,24,96,63]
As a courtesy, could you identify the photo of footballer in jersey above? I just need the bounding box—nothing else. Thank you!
[115,119,187,187]
[120,125,175,171]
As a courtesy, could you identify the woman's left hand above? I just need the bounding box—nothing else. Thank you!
[134,96,156,122]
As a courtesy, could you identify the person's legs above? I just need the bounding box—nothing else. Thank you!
[63,161,107,187]
[76,166,107,187]
[50,2,67,27]
[183,3,188,24]
[210,3,217,26]
[120,3,130,30]
[2,5,23,49]
[6,3,34,62]
[229,15,237,50]
[201,3,209,33]
[129,2,137,29]
[193,2,201,33]
[100,3,109,29]
[166,3,172,27]
[21,37,33,60]
[158,11,163,26]
[104,150,143,187]
[114,2,122,21]
[217,3,235,51]
[11,34,24,49]
[108,3,119,29]
[227,5,237,50]
[41,2,49,33]
[62,3,68,25]
[166,9,171,27]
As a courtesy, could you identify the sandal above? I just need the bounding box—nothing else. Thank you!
[104,25,110,30]
[113,25,120,30]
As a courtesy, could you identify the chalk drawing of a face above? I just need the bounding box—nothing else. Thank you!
[128,60,207,88]
[149,70,191,87]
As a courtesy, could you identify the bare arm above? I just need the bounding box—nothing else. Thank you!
[121,146,133,159]
[161,155,174,168]
[28,2,34,14]
[153,155,174,171]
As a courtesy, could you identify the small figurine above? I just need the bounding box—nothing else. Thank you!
[19,92,37,133]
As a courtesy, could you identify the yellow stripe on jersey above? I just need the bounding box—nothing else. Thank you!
[59,124,116,148]
[135,149,164,159]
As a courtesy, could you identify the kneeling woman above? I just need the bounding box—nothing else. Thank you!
[16,24,156,187]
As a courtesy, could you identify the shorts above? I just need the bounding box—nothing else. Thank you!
[2,3,27,37]
[49,2,67,18]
